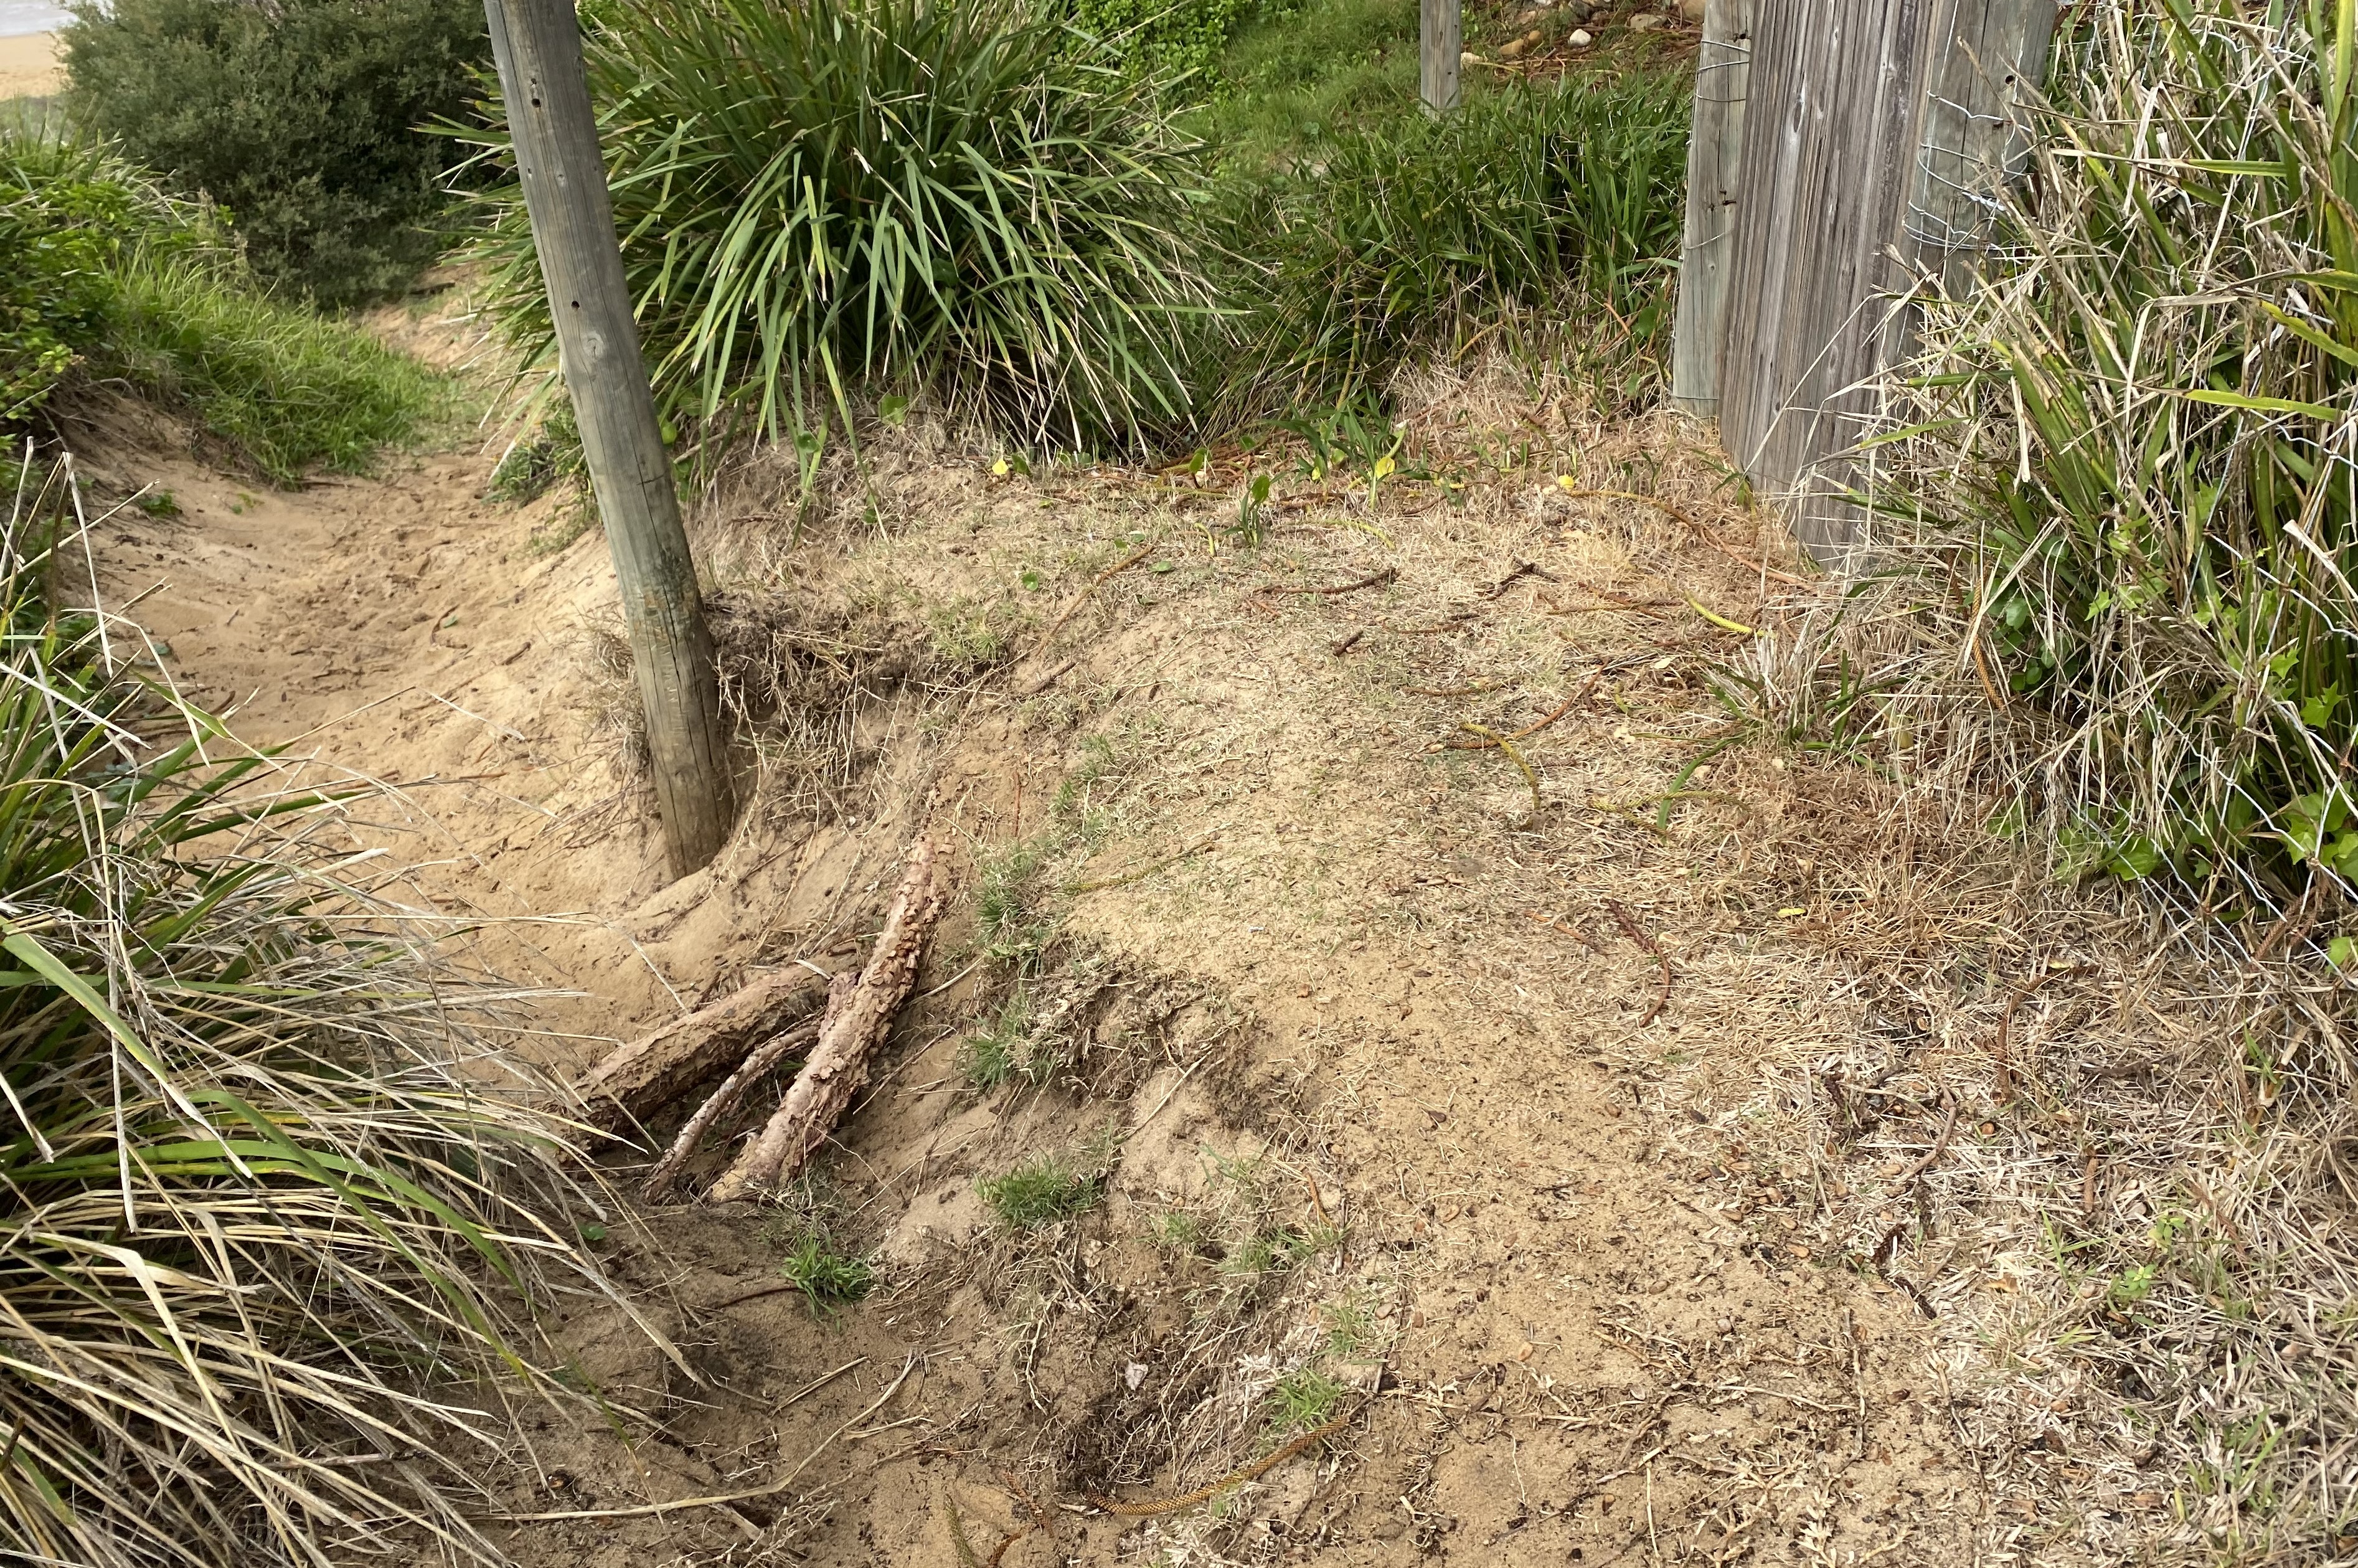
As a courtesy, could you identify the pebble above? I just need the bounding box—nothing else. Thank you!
[1568,27,1593,44]
[1630,11,1666,28]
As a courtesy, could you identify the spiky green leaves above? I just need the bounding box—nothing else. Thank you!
[467,0,1212,453]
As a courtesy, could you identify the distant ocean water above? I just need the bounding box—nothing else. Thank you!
[0,0,70,38]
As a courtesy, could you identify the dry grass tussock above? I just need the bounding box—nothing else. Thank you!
[0,451,663,1567]
[1690,0,2358,1546]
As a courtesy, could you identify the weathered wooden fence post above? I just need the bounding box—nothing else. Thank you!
[1669,0,2057,563]
[1669,0,1755,417]
[1422,0,1462,114]
[483,0,736,874]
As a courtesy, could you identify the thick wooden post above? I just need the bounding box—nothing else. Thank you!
[484,0,735,874]
[1669,0,1755,418]
[1422,0,1461,114]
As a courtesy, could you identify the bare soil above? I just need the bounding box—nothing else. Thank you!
[77,309,2141,1565]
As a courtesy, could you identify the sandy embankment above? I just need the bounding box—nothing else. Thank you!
[0,32,61,101]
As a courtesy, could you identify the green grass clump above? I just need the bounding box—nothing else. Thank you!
[1869,0,2358,899]
[979,1153,1103,1227]
[468,0,1212,451]
[1266,1366,1349,1433]
[780,1235,878,1314]
[1,130,441,481]
[104,251,444,483]
[961,991,1057,1089]
[488,400,585,506]
[0,453,634,1566]
[1213,69,1691,417]
[976,838,1058,963]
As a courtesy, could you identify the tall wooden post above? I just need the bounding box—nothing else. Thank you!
[483,0,736,874]
[1669,0,1755,418]
[1422,0,1461,114]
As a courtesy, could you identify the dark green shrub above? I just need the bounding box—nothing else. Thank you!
[1215,72,1689,416]
[61,0,488,305]
[466,0,1211,452]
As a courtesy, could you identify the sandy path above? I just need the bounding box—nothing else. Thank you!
[80,370,2046,1562]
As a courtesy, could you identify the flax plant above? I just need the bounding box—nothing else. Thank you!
[1864,0,2358,902]
[0,450,648,1567]
[465,0,1211,453]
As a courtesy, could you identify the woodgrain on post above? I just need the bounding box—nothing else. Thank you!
[1669,0,1757,418]
[483,0,736,872]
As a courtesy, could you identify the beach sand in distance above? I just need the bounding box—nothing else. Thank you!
[0,32,62,102]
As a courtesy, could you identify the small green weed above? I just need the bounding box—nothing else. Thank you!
[133,488,179,517]
[780,1235,876,1315]
[926,597,1019,671]
[979,1153,1103,1229]
[1227,1218,1342,1275]
[524,499,600,558]
[1266,1367,1347,1433]
[488,403,584,505]
[1148,1207,1206,1249]
[1321,1292,1377,1358]
[976,838,1055,963]
[960,991,1055,1089]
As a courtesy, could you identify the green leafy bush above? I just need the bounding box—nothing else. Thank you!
[61,0,488,305]
[1063,0,1260,84]
[1198,0,1417,169]
[1867,0,2358,897]
[466,0,1211,451]
[1,129,440,481]
[1216,71,1690,417]
[0,135,198,423]
[0,454,643,1567]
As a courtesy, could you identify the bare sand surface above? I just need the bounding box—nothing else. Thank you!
[0,31,60,102]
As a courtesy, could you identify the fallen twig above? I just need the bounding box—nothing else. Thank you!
[1542,587,1679,619]
[1684,595,1757,636]
[571,967,828,1136]
[1382,614,1478,635]
[1063,837,1214,895]
[1036,541,1154,649]
[642,1016,822,1201]
[1480,560,1554,598]
[1605,899,1672,1027]
[1460,723,1542,814]
[1552,487,1697,535]
[1016,656,1076,697]
[491,1358,920,1521]
[1991,963,2093,1105]
[1257,565,1397,597]
[1330,627,1366,656]
[1441,672,1601,750]
[1085,1402,1361,1518]
[1900,1094,1959,1184]
[1700,530,1811,587]
[1403,678,1510,697]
